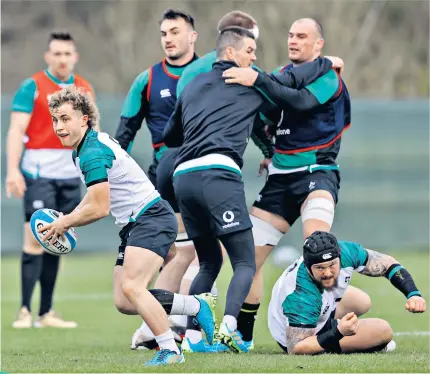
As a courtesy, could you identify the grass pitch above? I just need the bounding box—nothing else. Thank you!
[2,250,429,373]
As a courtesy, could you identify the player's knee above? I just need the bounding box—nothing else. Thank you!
[174,243,196,265]
[250,215,283,247]
[114,301,135,315]
[301,197,335,228]
[378,319,393,344]
[23,244,44,255]
[121,277,149,300]
[358,292,372,316]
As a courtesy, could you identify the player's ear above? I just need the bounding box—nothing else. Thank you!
[74,51,80,64]
[44,51,51,66]
[316,38,324,53]
[81,114,89,127]
[190,30,198,44]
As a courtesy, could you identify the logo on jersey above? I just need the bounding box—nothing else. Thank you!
[322,253,332,260]
[222,211,239,229]
[276,128,290,136]
[309,181,316,190]
[118,252,124,260]
[345,276,351,283]
[160,89,171,98]
[255,194,262,202]
[322,303,330,315]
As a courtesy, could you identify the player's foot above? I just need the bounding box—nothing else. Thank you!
[210,340,233,353]
[244,339,255,351]
[181,337,218,353]
[144,349,185,366]
[131,327,159,351]
[12,307,32,329]
[382,340,396,353]
[194,293,217,344]
[218,322,249,353]
[34,310,77,328]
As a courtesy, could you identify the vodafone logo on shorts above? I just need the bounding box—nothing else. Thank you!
[222,211,235,223]
[222,210,239,229]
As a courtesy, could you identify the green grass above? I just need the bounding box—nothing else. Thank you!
[2,250,429,373]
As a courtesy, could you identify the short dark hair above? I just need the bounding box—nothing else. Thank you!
[217,11,257,32]
[314,19,323,38]
[159,9,195,29]
[49,30,74,45]
[216,26,255,59]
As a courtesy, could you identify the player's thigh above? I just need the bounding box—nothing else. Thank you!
[56,178,81,214]
[300,170,340,238]
[173,172,211,239]
[335,286,371,318]
[123,199,177,284]
[202,169,252,237]
[251,174,292,233]
[23,177,56,254]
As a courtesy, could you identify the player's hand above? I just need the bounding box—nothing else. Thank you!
[6,168,26,198]
[337,312,359,336]
[325,56,344,75]
[405,296,426,313]
[38,213,68,245]
[258,158,271,178]
[223,67,258,86]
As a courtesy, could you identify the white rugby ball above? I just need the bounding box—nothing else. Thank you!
[30,209,77,255]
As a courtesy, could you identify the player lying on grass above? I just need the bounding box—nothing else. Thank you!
[268,231,426,355]
[39,87,217,367]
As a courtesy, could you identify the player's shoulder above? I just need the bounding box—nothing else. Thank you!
[294,261,322,299]
[182,50,216,77]
[78,131,116,170]
[339,240,368,269]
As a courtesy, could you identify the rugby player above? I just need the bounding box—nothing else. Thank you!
[223,18,351,346]
[6,31,94,329]
[40,87,217,366]
[268,231,426,354]
[164,26,337,353]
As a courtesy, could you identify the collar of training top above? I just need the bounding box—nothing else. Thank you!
[76,127,92,156]
[212,60,240,70]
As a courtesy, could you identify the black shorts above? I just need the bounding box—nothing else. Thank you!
[173,169,252,239]
[23,176,81,222]
[115,199,178,266]
[253,170,340,226]
[156,148,180,213]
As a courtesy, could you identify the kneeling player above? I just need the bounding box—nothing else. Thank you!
[40,87,217,367]
[268,231,426,355]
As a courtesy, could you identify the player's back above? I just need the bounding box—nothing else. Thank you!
[73,129,160,226]
[176,60,265,169]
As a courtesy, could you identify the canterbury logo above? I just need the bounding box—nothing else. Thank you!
[322,253,332,260]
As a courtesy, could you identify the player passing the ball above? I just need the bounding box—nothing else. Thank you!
[39,87,217,367]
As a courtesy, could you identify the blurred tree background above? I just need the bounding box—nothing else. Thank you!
[1,0,429,97]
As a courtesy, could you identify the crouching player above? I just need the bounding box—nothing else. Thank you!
[268,231,426,355]
[40,87,217,366]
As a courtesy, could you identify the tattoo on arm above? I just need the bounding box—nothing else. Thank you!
[360,249,396,277]
[285,326,316,353]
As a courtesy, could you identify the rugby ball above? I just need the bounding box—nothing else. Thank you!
[30,209,77,255]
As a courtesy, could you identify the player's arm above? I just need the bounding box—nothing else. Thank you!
[40,182,110,244]
[114,70,149,153]
[163,98,184,147]
[286,312,359,355]
[6,78,36,198]
[359,248,426,312]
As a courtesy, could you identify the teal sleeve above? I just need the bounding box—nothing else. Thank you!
[120,70,149,117]
[11,78,37,113]
[282,264,322,327]
[305,70,339,104]
[177,51,217,97]
[339,241,369,269]
[272,65,285,74]
[80,150,114,187]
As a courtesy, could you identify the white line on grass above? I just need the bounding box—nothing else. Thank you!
[394,331,430,336]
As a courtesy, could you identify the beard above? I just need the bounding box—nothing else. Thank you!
[318,276,339,291]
